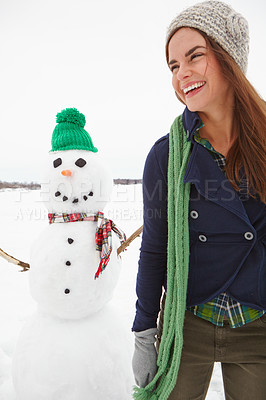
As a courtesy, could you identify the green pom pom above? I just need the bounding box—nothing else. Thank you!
[56,108,86,128]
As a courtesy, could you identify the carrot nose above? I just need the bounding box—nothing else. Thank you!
[61,169,72,177]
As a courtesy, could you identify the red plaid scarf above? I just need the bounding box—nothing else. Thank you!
[48,212,126,279]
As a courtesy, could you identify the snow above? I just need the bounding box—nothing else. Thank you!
[0,186,225,399]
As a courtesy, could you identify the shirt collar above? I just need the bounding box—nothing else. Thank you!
[182,107,203,142]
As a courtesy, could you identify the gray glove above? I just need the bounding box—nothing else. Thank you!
[132,328,158,388]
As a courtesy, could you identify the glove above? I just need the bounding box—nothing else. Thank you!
[132,328,158,388]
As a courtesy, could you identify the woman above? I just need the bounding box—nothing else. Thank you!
[132,1,266,399]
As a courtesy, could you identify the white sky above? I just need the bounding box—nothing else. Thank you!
[0,0,265,182]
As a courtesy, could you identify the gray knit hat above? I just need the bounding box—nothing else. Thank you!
[166,1,249,73]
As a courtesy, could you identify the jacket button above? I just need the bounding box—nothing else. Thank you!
[199,234,207,242]
[244,232,254,240]
[190,210,199,219]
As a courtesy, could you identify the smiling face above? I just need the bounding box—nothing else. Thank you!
[168,28,234,114]
[41,150,113,214]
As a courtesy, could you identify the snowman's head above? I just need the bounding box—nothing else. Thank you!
[42,150,113,214]
[41,108,113,214]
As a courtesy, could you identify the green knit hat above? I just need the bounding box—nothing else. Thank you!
[50,108,98,152]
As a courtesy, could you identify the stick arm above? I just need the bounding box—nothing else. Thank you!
[0,248,30,272]
[0,225,143,271]
[117,225,143,255]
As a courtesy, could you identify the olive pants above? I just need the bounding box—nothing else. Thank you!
[157,297,266,400]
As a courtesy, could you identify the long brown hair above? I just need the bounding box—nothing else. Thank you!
[166,29,266,203]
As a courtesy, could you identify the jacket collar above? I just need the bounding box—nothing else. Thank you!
[182,109,251,224]
[182,107,202,142]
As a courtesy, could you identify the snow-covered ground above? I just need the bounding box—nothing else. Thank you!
[0,186,225,399]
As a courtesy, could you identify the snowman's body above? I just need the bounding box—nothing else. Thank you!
[12,306,132,400]
[12,142,133,399]
[29,221,122,320]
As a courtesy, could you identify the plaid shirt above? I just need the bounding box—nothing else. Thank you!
[187,130,265,328]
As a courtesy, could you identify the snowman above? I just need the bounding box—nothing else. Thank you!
[12,108,134,400]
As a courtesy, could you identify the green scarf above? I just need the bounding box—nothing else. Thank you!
[133,115,191,400]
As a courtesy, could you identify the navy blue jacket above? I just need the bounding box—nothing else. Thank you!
[132,107,266,332]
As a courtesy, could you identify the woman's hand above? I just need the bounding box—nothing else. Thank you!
[132,328,158,388]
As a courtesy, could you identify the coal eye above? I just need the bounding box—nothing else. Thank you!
[53,158,62,168]
[75,158,86,168]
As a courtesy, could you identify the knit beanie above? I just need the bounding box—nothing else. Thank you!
[51,108,98,152]
[166,0,249,73]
